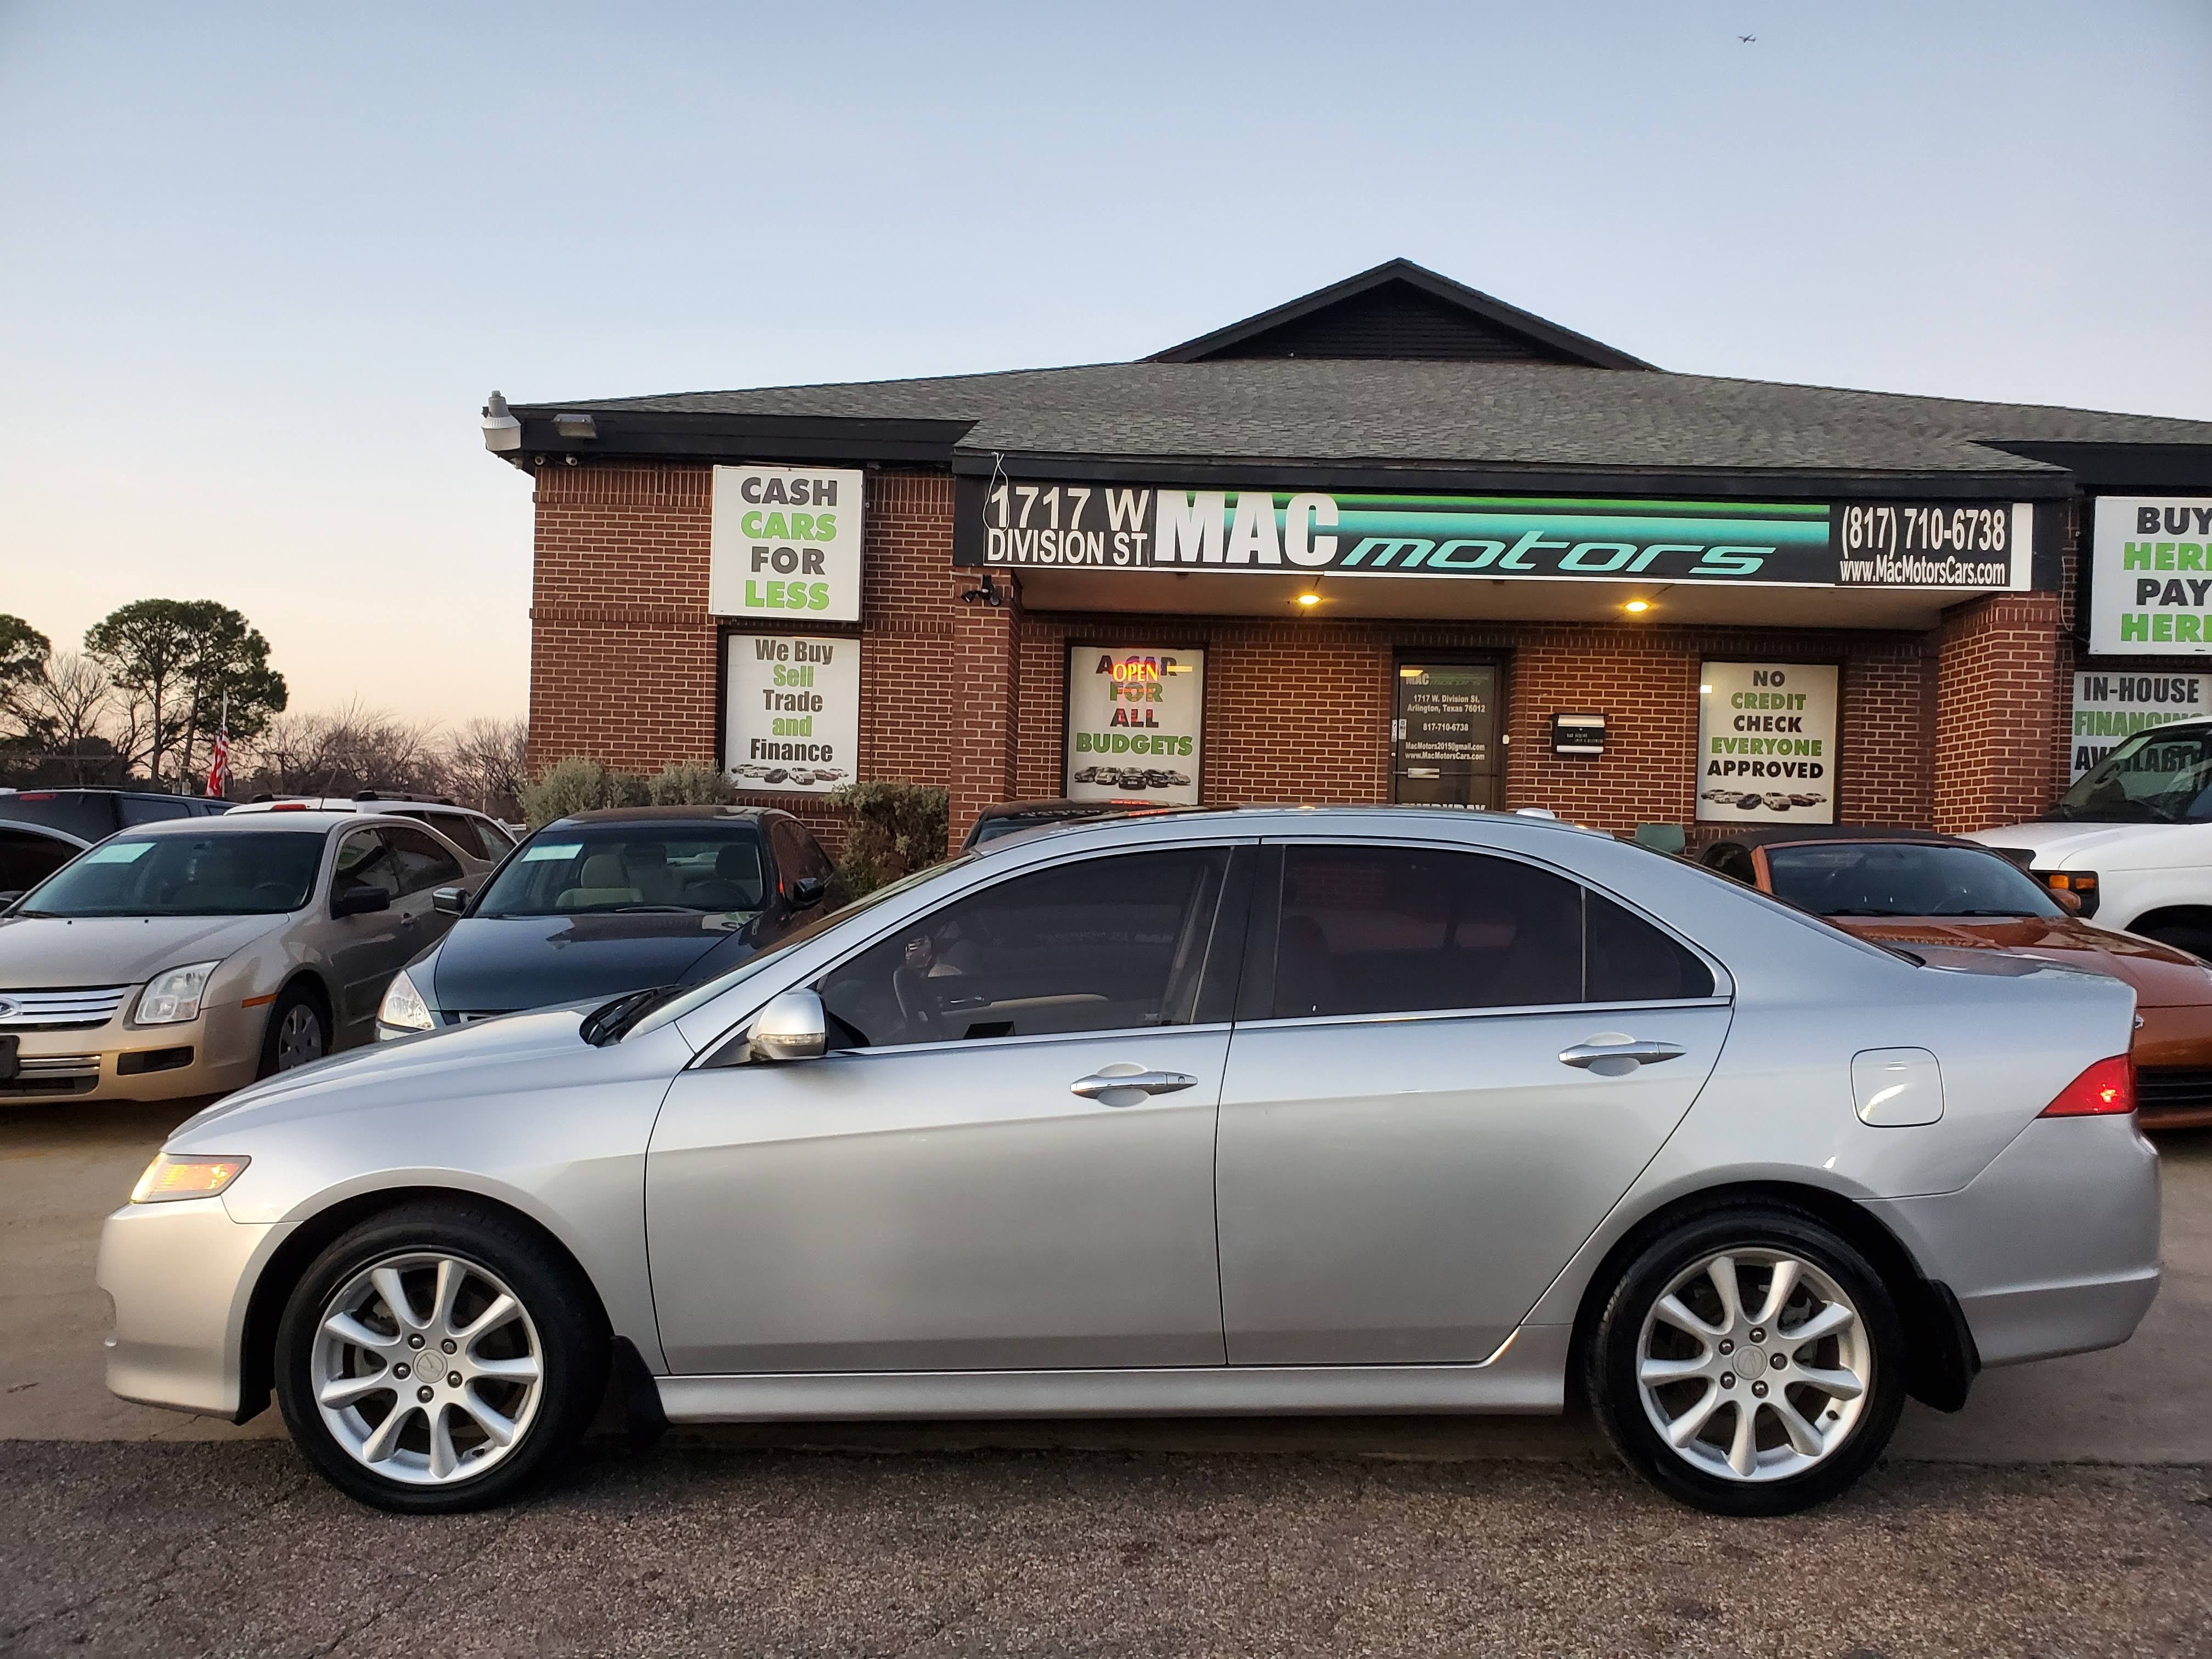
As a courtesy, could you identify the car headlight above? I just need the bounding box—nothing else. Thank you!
[133,961,219,1025]
[377,968,434,1033]
[130,1153,250,1203]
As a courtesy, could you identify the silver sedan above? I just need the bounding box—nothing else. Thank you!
[99,808,2160,1515]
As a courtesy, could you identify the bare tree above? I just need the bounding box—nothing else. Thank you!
[14,654,120,784]
[443,717,528,817]
[239,701,447,800]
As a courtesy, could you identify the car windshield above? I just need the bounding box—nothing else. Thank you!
[14,831,326,917]
[2047,725,2212,823]
[623,855,973,1040]
[474,825,771,917]
[1765,842,2063,919]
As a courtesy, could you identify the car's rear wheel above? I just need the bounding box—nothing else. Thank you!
[1585,1204,1904,1516]
[258,983,329,1077]
[274,1203,608,1513]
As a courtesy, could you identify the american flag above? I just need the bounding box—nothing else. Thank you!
[205,695,230,799]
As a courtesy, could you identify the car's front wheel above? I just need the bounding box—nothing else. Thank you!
[1585,1203,1904,1516]
[273,1203,608,1513]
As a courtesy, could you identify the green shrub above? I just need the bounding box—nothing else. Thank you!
[519,756,648,827]
[827,780,948,898]
[646,760,737,806]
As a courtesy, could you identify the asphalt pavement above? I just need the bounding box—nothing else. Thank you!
[3,1098,2209,1656]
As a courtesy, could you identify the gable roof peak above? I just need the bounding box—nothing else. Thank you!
[1146,258,1654,371]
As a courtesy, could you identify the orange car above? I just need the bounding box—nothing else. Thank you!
[1699,826,2212,1130]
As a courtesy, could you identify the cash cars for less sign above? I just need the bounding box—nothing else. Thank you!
[1065,646,1204,805]
[1696,662,1839,824]
[724,634,860,794]
[2070,670,2210,781]
[709,466,864,622]
[2088,499,2212,655]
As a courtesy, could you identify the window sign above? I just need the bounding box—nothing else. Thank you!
[1696,662,1839,824]
[2087,499,2212,656]
[1065,645,1205,804]
[2070,670,2210,781]
[709,466,864,622]
[724,634,860,793]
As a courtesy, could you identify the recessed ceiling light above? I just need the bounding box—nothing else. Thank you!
[1623,599,1652,613]
[1296,592,1321,606]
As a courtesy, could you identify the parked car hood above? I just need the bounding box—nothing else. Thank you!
[427,911,771,1014]
[1833,914,2212,1007]
[0,911,288,988]
[1965,820,2206,871]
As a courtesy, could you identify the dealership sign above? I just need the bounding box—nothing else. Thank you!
[1064,645,1205,806]
[2086,498,2212,656]
[955,483,2032,591]
[710,466,864,622]
[2070,670,2210,781]
[1696,661,1839,825]
[723,633,860,793]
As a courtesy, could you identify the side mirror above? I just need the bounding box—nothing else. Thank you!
[332,882,392,918]
[0,891,22,910]
[748,988,827,1063]
[2050,887,2083,915]
[432,886,469,916]
[788,876,828,907]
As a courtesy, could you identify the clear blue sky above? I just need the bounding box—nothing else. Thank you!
[2,1,2206,724]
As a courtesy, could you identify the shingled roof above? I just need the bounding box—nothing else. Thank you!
[504,261,2212,492]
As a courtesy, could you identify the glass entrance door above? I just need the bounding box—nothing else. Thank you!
[1392,663,1502,808]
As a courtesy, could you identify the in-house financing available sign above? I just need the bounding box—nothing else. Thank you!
[1696,662,1839,824]
[2070,670,2210,781]
[724,634,860,793]
[710,466,864,622]
[955,483,2033,591]
[2087,498,2212,655]
[1065,645,1205,805]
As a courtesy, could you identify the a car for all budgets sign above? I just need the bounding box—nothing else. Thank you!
[2086,498,2212,655]
[955,482,2033,592]
[709,465,864,623]
[723,634,860,793]
[1065,645,1205,805]
[1696,662,1839,824]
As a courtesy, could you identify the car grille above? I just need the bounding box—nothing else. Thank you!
[0,1053,101,1097]
[441,1011,508,1025]
[0,986,131,1030]
[2136,1066,2212,1118]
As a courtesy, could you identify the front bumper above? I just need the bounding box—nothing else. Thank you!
[97,1197,291,1418]
[1866,1114,2161,1368]
[3,999,264,1104]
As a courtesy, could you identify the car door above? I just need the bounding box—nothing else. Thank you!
[382,821,475,949]
[646,843,1248,1375]
[323,828,407,1036]
[1216,839,1732,1366]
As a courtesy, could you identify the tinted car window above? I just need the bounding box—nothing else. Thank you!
[1586,891,1716,1002]
[472,817,517,856]
[383,824,466,894]
[1764,841,2063,919]
[475,824,769,916]
[1270,845,1714,1018]
[1272,847,1584,1018]
[0,827,79,894]
[1703,843,1757,884]
[334,830,404,901]
[820,848,1228,1047]
[18,831,327,917]
[119,795,194,825]
[0,793,118,841]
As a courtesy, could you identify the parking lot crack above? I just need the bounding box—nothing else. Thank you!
[308,1498,535,1659]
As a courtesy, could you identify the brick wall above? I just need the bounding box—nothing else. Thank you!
[526,458,2076,845]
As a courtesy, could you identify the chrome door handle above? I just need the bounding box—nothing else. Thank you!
[1559,1040,1686,1070]
[1070,1070,1198,1101]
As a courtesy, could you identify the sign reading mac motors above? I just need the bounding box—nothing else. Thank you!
[952,482,2033,590]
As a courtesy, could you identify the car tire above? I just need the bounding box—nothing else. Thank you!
[1584,1202,1905,1516]
[273,1201,610,1514]
[257,982,330,1079]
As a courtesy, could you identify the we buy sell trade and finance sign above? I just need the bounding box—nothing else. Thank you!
[953,483,2033,590]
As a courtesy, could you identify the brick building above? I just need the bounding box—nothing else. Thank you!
[491,260,2212,848]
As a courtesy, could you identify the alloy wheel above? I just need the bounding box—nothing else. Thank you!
[311,1251,545,1486]
[275,1003,326,1071]
[1634,1248,1872,1483]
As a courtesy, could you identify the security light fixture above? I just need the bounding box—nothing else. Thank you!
[552,412,598,440]
[481,391,522,453]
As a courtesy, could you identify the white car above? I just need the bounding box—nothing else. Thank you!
[230,795,518,866]
[1968,718,2212,957]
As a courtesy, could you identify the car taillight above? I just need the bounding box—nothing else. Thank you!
[2039,1054,2135,1118]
